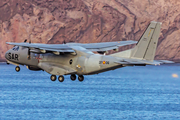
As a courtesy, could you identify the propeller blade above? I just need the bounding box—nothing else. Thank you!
[28,48,31,60]
[24,39,27,43]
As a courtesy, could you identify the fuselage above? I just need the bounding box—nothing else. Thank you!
[5,46,123,75]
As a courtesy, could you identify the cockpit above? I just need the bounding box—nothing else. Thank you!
[12,46,19,51]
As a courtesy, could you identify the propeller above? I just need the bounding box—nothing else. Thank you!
[27,40,31,60]
[28,48,31,60]
[63,40,66,44]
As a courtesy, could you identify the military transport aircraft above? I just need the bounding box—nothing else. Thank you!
[5,21,173,82]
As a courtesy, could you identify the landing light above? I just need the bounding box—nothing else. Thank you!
[172,74,178,78]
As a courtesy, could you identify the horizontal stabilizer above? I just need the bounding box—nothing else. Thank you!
[154,60,174,64]
[115,59,174,66]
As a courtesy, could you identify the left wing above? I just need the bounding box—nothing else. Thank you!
[6,40,137,54]
[6,42,75,53]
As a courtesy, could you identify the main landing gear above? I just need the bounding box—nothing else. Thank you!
[70,74,76,81]
[78,75,84,82]
[70,74,84,82]
[58,75,64,82]
[50,74,84,82]
[50,75,64,82]
[15,66,20,72]
[50,75,56,81]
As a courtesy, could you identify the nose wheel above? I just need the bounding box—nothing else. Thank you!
[50,75,56,81]
[70,74,76,81]
[15,66,20,72]
[78,75,84,82]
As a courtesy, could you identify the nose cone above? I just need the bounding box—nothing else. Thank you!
[5,51,8,60]
[5,50,10,60]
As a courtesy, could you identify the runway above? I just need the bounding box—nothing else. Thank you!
[0,63,180,120]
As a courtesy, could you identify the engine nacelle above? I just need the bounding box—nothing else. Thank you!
[97,51,108,54]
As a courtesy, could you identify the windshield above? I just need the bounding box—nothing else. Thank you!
[12,46,19,51]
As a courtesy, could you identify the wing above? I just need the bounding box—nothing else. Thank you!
[67,41,137,52]
[6,40,137,54]
[6,42,75,53]
[115,58,174,66]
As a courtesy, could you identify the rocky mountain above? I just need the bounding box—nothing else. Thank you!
[0,0,180,61]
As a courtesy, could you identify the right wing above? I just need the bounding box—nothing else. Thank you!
[67,41,137,52]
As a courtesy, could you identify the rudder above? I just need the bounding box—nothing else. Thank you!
[130,21,161,61]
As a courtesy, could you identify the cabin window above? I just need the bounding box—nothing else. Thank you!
[69,59,73,65]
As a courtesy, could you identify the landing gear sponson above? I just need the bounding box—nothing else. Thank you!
[50,74,84,82]
[14,66,84,82]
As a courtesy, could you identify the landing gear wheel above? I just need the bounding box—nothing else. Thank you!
[78,75,84,82]
[58,75,64,82]
[50,75,56,81]
[15,66,20,72]
[70,74,76,81]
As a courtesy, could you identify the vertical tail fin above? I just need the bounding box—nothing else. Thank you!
[131,21,161,61]
[111,21,161,61]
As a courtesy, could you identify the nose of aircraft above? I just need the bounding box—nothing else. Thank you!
[5,50,10,60]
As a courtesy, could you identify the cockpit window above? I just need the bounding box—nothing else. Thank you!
[12,46,19,51]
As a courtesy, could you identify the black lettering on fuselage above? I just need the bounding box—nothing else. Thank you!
[8,53,19,61]
[12,53,15,59]
[15,54,19,61]
[8,53,11,59]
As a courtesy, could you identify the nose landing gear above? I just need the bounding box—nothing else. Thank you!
[15,66,20,72]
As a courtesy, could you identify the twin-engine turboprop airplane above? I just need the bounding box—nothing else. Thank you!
[5,21,173,82]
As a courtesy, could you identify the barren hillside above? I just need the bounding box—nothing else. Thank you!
[0,0,180,61]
